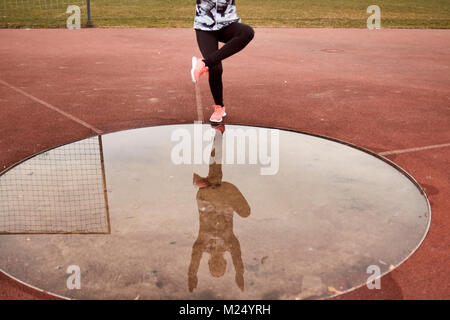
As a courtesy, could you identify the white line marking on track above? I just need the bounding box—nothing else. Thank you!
[379,143,450,156]
[0,79,102,134]
[194,83,204,122]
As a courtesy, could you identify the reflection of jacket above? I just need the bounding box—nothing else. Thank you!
[197,182,250,220]
[194,0,241,31]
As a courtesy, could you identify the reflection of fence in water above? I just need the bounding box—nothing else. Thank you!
[0,136,110,234]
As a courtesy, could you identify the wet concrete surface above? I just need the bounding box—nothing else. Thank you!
[0,124,430,299]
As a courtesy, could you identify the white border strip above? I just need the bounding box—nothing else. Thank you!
[0,79,102,134]
[379,142,450,156]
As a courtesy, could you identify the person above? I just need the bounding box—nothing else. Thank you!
[190,1,255,123]
[188,124,251,292]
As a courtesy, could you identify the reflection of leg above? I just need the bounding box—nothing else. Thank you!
[193,126,225,188]
[207,129,223,185]
[210,128,223,164]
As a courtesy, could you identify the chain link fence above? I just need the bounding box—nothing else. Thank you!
[0,0,193,28]
[0,0,89,28]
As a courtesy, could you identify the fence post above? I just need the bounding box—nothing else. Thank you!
[86,0,94,27]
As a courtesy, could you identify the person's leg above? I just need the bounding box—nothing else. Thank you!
[195,29,224,107]
[203,23,255,67]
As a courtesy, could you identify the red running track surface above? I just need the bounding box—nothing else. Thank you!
[0,28,449,299]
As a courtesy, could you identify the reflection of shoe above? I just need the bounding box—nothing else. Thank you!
[191,56,209,83]
[193,173,210,188]
[209,105,227,123]
[211,123,225,134]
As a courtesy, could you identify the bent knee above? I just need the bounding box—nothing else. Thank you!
[242,25,255,41]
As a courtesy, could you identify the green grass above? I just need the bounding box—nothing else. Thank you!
[1,0,449,28]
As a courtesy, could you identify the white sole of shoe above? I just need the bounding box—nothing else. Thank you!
[209,112,226,122]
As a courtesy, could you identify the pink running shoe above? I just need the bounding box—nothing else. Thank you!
[193,173,210,188]
[191,56,209,83]
[209,105,227,123]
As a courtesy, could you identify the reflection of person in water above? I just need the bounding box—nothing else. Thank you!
[188,124,250,292]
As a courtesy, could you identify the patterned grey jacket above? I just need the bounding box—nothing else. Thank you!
[194,0,241,31]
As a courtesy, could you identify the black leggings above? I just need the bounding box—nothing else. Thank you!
[195,22,254,106]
